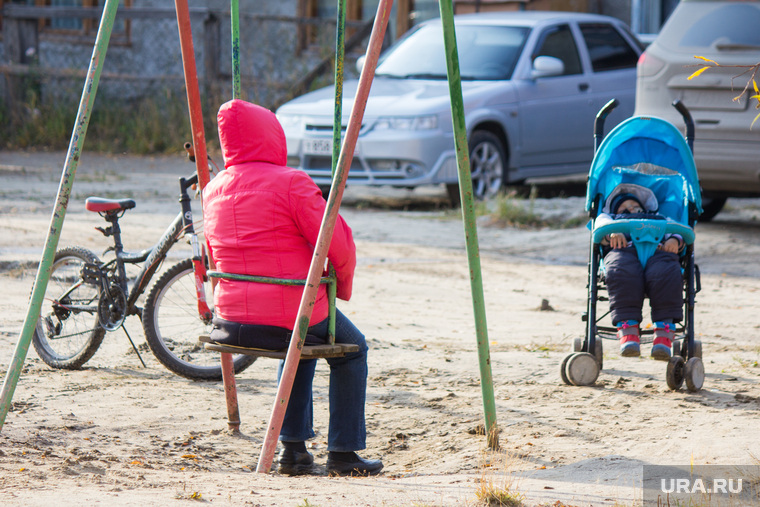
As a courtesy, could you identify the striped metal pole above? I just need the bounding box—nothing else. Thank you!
[0,0,120,431]
[256,0,393,473]
[331,0,346,177]
[230,0,241,99]
[438,0,499,449]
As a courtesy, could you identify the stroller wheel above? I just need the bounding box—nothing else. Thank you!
[560,354,573,385]
[573,338,583,352]
[594,339,603,370]
[692,340,702,360]
[685,357,705,392]
[565,352,599,386]
[672,339,682,358]
[666,356,685,390]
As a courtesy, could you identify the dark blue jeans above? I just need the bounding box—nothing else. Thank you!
[277,309,368,452]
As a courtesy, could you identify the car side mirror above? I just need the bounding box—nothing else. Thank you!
[356,55,365,73]
[531,56,564,79]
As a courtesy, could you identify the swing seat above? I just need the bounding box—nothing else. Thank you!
[198,335,358,359]
[199,267,357,431]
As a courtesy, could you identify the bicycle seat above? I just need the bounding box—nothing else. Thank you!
[85,197,136,213]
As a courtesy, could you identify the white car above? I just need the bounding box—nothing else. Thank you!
[277,11,642,204]
[634,0,760,220]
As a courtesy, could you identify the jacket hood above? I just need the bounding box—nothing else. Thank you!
[217,99,287,167]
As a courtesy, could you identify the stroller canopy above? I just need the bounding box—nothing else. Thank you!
[586,116,703,224]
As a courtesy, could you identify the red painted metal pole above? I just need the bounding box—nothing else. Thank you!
[255,0,393,474]
[174,0,210,190]
[220,352,241,431]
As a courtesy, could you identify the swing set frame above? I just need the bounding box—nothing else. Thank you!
[0,0,499,474]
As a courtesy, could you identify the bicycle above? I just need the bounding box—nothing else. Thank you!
[33,151,257,381]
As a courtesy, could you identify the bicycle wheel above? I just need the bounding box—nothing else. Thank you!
[142,258,256,381]
[32,247,106,369]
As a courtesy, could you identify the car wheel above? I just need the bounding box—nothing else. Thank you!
[446,130,506,206]
[699,197,727,222]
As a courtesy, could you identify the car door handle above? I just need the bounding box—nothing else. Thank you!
[578,83,589,92]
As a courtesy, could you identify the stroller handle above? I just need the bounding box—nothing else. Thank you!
[672,100,695,153]
[594,98,619,153]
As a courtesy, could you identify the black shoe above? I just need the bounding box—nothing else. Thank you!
[277,444,314,476]
[326,451,383,476]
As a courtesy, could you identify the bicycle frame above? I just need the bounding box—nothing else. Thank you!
[95,173,211,324]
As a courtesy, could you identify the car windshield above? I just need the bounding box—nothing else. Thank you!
[660,2,760,50]
[375,23,530,80]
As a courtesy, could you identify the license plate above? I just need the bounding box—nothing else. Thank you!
[681,89,748,111]
[302,138,334,155]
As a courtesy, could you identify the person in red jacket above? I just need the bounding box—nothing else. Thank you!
[203,99,382,477]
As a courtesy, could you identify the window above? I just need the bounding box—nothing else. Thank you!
[580,23,639,72]
[533,24,582,76]
[299,0,416,50]
[0,0,133,44]
[376,23,528,81]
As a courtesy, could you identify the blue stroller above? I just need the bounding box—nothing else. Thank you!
[561,99,705,392]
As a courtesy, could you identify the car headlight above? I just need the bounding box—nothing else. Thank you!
[276,113,303,129]
[373,115,438,131]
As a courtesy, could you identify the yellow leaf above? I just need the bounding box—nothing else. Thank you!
[751,112,760,130]
[687,66,710,80]
[181,454,198,459]
[693,55,717,64]
[754,79,759,94]
[19,468,26,472]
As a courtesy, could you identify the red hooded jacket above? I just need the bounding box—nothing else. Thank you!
[202,99,356,328]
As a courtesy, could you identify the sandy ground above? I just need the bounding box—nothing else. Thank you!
[1,151,760,506]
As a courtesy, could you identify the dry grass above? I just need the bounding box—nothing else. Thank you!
[472,448,525,507]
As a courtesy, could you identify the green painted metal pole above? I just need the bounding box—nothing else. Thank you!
[331,0,346,177]
[0,0,120,432]
[230,0,241,99]
[438,0,499,449]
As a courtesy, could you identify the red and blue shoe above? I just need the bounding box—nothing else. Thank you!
[617,321,640,357]
[651,323,674,361]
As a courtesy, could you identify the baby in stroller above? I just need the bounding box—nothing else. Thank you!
[597,184,686,360]
[563,99,705,391]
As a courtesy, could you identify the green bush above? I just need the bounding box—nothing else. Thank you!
[1,89,220,155]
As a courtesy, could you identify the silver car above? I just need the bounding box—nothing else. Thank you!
[634,0,760,220]
[276,11,642,203]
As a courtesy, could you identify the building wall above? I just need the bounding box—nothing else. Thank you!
[1,0,657,113]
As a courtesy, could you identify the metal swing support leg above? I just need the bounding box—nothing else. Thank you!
[438,0,499,449]
[0,0,120,432]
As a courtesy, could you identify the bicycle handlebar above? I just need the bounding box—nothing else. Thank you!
[183,141,221,180]
[184,142,196,163]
